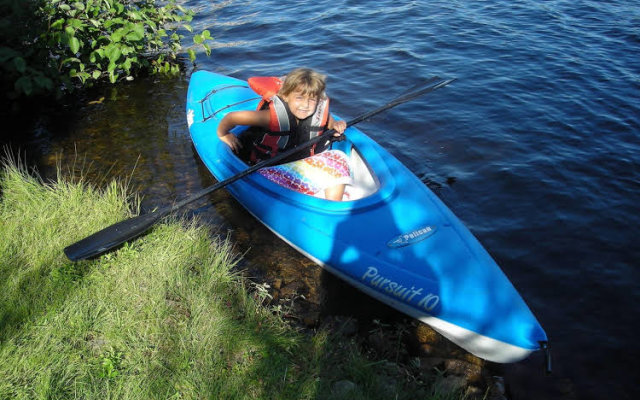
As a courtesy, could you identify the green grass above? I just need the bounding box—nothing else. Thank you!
[0,158,465,399]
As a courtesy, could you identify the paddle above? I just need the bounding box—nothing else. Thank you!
[64,76,455,261]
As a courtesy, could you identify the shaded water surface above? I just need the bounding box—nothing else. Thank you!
[4,0,640,399]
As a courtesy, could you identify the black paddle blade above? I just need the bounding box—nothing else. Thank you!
[63,210,166,261]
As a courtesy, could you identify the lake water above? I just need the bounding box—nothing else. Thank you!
[7,0,639,399]
[188,1,639,398]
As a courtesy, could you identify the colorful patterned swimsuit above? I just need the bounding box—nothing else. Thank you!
[258,150,352,196]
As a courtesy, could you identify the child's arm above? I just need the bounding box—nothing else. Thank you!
[217,110,271,153]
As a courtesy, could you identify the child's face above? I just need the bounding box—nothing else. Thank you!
[283,88,319,120]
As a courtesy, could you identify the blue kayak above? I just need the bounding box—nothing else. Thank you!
[186,70,547,363]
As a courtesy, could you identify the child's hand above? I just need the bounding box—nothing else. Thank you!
[332,119,347,135]
[219,133,242,153]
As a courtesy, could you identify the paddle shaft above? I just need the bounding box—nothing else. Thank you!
[64,77,455,261]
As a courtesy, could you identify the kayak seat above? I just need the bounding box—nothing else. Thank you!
[341,144,380,201]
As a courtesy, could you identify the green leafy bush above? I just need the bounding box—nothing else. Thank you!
[0,0,212,101]
[0,0,53,99]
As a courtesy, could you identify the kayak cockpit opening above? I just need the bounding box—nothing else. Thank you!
[230,127,380,201]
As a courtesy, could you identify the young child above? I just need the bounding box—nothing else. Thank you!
[216,68,351,201]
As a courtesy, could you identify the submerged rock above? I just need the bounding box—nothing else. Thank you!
[331,379,357,396]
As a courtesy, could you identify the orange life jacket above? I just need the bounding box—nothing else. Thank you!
[247,76,330,163]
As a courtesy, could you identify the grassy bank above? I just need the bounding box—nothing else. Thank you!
[0,159,462,399]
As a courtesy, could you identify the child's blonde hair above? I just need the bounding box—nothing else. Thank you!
[279,68,327,99]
